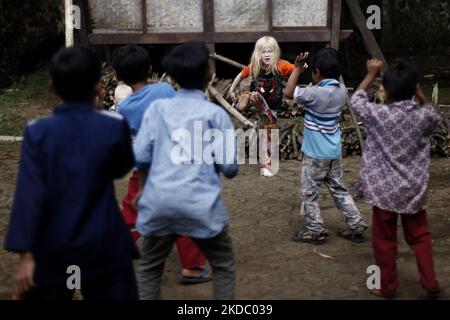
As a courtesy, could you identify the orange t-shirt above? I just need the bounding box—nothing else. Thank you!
[241,60,295,78]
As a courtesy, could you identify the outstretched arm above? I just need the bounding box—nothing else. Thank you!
[284,52,309,99]
[228,73,243,102]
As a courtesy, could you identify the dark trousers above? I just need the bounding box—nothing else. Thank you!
[137,228,235,300]
[372,207,440,296]
[22,262,138,300]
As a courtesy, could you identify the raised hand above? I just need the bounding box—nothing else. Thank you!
[295,52,309,70]
[367,59,384,76]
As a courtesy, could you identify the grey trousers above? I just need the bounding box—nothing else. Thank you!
[300,155,367,235]
[137,228,235,300]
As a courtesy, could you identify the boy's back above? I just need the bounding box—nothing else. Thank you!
[134,89,238,239]
[351,90,442,213]
[294,79,346,159]
[118,83,175,136]
[5,104,137,286]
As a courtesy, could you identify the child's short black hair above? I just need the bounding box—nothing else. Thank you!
[311,48,341,80]
[113,45,151,85]
[382,61,418,101]
[50,47,101,103]
[162,42,210,90]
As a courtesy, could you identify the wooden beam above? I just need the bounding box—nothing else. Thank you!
[203,0,215,73]
[330,0,343,50]
[207,43,216,73]
[345,0,387,65]
[76,0,92,47]
[65,0,74,47]
[210,53,246,69]
[267,0,273,32]
[89,30,353,45]
[141,0,148,34]
[203,0,214,33]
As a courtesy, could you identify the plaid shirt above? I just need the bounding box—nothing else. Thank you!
[350,90,442,214]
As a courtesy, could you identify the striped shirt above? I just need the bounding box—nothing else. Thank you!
[293,79,346,159]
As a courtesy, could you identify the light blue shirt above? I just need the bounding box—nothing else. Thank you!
[293,79,346,160]
[133,89,238,238]
[118,83,175,137]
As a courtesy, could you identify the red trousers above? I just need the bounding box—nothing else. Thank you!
[121,171,206,269]
[372,207,439,296]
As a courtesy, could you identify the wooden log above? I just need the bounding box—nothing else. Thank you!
[345,0,388,66]
[209,53,246,70]
[207,84,255,128]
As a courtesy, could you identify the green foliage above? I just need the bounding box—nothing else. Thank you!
[391,0,450,49]
[432,82,439,107]
[0,69,51,135]
[0,70,50,109]
[0,0,62,45]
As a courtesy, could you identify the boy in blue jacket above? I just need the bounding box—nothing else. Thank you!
[5,47,138,300]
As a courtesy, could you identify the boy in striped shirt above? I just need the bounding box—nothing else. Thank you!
[284,48,367,245]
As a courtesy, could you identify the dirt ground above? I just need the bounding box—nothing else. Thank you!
[0,141,449,300]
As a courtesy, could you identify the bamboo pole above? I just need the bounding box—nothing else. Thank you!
[340,75,364,152]
[210,53,246,70]
[207,84,255,128]
[65,0,74,47]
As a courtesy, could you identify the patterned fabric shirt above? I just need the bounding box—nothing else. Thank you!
[350,90,443,214]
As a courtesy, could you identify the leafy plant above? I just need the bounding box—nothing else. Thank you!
[432,82,439,107]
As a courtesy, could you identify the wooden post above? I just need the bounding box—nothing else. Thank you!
[330,0,343,50]
[203,0,216,73]
[267,0,273,32]
[65,0,74,47]
[345,0,387,65]
[141,0,148,34]
[76,0,92,48]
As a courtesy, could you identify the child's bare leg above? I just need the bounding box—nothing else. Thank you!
[237,92,251,111]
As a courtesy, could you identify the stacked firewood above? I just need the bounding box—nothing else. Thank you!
[431,119,449,157]
[100,62,118,109]
[278,120,304,161]
[341,123,367,157]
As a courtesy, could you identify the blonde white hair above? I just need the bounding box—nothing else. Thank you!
[249,36,281,79]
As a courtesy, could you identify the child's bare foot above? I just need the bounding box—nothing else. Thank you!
[369,289,396,299]
[260,168,274,177]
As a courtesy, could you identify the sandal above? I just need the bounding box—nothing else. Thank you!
[337,228,365,244]
[292,230,329,245]
[369,289,396,300]
[178,268,212,285]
